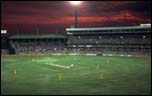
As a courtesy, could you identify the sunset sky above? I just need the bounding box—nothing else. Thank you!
[1,1,151,34]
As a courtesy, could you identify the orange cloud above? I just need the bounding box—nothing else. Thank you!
[110,10,144,22]
[2,12,148,25]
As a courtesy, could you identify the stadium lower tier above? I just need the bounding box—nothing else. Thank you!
[1,44,151,56]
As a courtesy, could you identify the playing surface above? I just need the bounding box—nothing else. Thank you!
[1,55,151,95]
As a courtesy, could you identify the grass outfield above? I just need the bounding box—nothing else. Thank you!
[1,55,151,95]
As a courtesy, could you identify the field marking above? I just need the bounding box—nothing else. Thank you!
[45,63,70,69]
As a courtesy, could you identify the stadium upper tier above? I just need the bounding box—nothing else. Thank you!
[66,24,151,34]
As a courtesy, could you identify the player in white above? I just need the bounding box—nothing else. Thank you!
[70,64,74,70]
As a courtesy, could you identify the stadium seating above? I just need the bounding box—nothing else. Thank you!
[1,49,8,55]
[67,25,151,55]
[2,24,151,56]
[10,39,66,54]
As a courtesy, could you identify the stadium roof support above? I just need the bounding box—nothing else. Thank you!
[9,34,67,39]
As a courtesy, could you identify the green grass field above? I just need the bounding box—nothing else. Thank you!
[1,55,151,95]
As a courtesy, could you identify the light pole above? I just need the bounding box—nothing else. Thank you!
[74,6,78,28]
[70,1,81,28]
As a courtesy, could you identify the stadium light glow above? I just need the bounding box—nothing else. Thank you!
[70,1,81,6]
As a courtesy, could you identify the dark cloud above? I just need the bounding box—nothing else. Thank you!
[112,1,151,12]
[110,1,151,19]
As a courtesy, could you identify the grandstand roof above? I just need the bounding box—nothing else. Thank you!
[9,34,67,39]
[66,24,151,32]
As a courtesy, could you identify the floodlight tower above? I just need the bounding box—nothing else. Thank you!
[70,1,81,28]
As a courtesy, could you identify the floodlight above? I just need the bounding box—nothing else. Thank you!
[70,1,81,6]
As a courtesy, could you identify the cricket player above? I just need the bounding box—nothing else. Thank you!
[70,64,74,70]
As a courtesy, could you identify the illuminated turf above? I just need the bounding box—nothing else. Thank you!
[1,55,151,95]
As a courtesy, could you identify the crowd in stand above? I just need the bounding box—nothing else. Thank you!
[68,34,151,44]
[67,34,151,55]
[67,46,151,55]
[10,39,66,54]
[1,33,151,55]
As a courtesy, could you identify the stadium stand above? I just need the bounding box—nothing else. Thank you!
[8,34,67,55]
[1,49,8,55]
[66,24,151,55]
[1,24,151,56]
[1,32,9,55]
